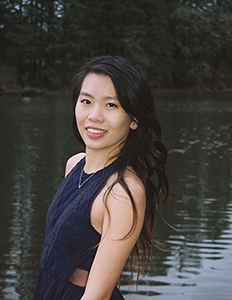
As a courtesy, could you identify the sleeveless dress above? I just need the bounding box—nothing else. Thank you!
[33,157,125,300]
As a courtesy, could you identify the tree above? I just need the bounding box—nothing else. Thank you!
[171,5,232,88]
[1,0,232,89]
[120,0,173,86]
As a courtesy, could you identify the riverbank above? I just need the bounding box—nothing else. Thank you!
[0,87,232,100]
[0,65,70,97]
[1,84,232,98]
[1,65,232,98]
[1,64,232,97]
[0,85,70,97]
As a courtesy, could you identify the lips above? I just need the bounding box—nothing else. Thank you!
[87,128,106,134]
[86,127,107,139]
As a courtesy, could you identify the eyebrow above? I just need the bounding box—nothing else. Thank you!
[79,91,118,100]
[79,91,93,98]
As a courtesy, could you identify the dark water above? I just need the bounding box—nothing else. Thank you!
[0,93,231,300]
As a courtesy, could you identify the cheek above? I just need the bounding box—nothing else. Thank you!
[114,115,132,134]
[75,105,82,125]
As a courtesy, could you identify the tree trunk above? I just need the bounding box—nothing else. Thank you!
[17,54,22,84]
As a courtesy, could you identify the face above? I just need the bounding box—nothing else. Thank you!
[75,73,137,156]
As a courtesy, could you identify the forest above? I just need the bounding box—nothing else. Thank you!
[1,0,232,90]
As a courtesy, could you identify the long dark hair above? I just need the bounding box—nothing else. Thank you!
[72,55,169,278]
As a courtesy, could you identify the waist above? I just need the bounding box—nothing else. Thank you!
[69,268,89,287]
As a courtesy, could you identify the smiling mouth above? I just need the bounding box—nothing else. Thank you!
[87,128,107,134]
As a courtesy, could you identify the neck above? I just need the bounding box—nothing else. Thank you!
[84,149,118,173]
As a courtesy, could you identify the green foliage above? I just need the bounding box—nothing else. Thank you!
[1,0,232,89]
[171,5,232,88]
[122,0,173,85]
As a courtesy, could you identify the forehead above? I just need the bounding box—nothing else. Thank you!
[80,73,116,96]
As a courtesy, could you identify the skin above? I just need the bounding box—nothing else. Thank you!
[65,73,145,300]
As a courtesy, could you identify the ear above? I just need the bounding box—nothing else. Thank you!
[130,118,138,130]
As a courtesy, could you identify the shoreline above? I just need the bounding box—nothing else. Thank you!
[0,86,70,97]
[1,86,232,97]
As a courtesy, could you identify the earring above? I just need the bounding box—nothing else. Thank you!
[132,123,137,129]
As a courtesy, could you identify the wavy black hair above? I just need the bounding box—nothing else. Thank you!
[71,55,169,278]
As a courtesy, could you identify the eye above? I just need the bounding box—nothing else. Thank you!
[81,99,91,104]
[106,103,118,108]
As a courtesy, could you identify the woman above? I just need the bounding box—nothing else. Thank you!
[34,56,169,300]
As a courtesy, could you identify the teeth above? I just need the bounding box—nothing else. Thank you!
[87,128,106,133]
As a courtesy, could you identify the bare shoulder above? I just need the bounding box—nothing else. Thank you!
[124,167,145,201]
[101,168,146,240]
[108,168,146,210]
[65,152,85,176]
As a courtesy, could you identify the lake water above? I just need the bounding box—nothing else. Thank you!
[0,92,231,300]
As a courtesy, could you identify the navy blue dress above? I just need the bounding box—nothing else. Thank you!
[34,157,125,299]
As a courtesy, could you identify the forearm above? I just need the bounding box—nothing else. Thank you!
[81,291,111,300]
[80,245,124,300]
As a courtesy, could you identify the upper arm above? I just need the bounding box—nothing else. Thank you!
[82,173,146,300]
[65,152,85,176]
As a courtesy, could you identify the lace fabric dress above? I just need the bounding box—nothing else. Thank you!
[33,157,125,300]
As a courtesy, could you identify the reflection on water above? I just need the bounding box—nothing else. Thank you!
[0,93,231,299]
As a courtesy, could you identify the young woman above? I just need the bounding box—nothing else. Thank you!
[34,56,169,300]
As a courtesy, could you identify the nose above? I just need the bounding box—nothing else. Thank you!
[87,105,104,123]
